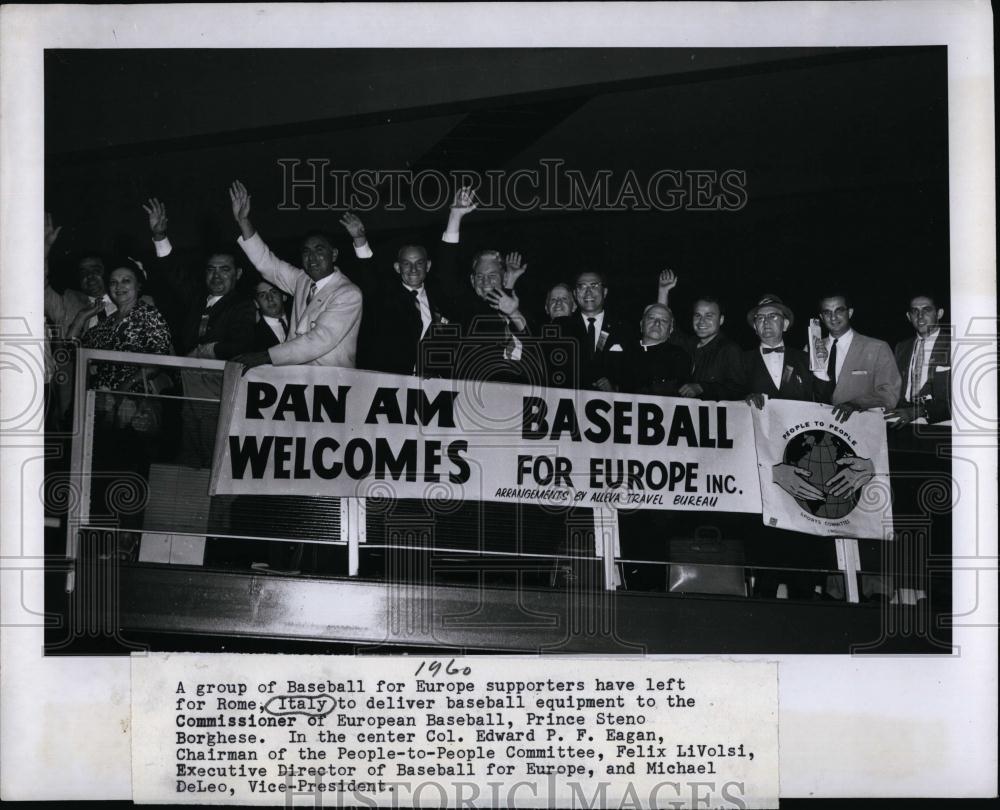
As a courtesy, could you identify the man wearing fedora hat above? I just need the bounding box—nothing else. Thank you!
[741,293,831,406]
[742,294,832,601]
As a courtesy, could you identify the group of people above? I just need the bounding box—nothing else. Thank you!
[45,184,951,432]
[42,185,950,590]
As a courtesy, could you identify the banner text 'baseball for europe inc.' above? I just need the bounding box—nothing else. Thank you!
[209,364,763,514]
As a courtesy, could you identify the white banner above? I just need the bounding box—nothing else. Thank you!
[209,364,763,514]
[750,398,893,540]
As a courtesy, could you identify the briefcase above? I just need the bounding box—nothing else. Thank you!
[667,536,747,597]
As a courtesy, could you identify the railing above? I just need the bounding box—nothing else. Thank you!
[59,348,905,607]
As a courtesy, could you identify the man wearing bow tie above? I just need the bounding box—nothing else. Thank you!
[741,294,830,407]
[228,181,367,370]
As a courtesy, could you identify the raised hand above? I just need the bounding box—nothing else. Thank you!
[142,197,169,240]
[772,463,825,501]
[451,185,477,216]
[487,287,521,318]
[503,252,526,289]
[338,211,366,241]
[229,181,254,240]
[656,268,677,305]
[229,180,252,224]
[745,393,766,410]
[44,212,62,259]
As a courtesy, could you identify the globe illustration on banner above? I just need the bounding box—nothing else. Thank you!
[783,430,859,519]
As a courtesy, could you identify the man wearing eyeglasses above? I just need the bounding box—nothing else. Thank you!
[551,270,628,390]
[742,294,828,406]
[413,186,541,384]
[811,293,901,423]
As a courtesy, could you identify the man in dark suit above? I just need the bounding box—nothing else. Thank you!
[418,186,538,385]
[886,293,951,426]
[143,198,256,360]
[742,293,830,405]
[742,293,831,600]
[656,270,745,401]
[347,217,454,375]
[250,280,291,351]
[611,303,691,395]
[552,270,629,390]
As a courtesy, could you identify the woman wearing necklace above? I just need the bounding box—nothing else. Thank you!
[68,258,174,389]
[67,258,174,561]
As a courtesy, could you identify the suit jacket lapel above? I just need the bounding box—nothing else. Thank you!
[753,352,780,396]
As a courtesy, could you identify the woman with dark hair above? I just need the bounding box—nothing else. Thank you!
[67,259,174,560]
[68,258,174,387]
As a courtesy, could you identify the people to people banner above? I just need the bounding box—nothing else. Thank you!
[750,398,893,540]
[209,364,763,514]
[209,365,892,538]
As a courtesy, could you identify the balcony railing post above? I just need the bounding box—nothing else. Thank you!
[835,537,861,603]
[594,506,621,590]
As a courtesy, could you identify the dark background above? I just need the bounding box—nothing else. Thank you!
[44,47,949,350]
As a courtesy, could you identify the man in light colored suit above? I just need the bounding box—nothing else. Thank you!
[812,293,901,423]
[228,180,367,370]
[886,293,951,426]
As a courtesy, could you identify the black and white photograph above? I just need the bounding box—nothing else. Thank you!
[1,2,995,805]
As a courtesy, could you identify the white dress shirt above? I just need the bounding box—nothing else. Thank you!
[814,328,855,382]
[263,315,287,343]
[402,282,432,337]
[760,343,785,389]
[905,327,939,401]
[582,310,606,352]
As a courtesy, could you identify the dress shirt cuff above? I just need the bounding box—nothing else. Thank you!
[153,236,172,258]
[441,230,460,244]
[353,241,373,259]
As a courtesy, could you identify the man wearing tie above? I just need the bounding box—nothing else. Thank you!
[143,198,256,361]
[552,270,628,390]
[421,186,536,384]
[347,215,451,375]
[885,293,951,426]
[811,293,901,423]
[229,180,367,370]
